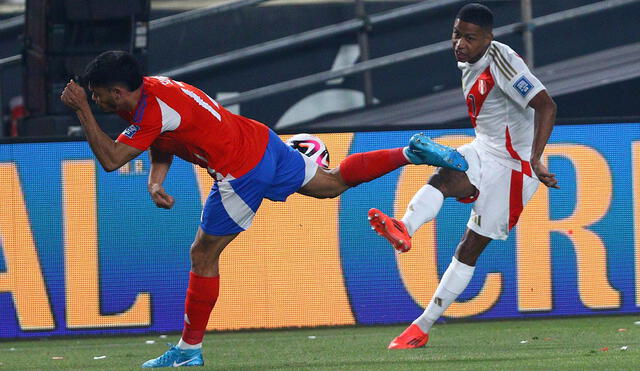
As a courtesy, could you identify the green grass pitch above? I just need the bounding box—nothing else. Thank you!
[1,316,639,370]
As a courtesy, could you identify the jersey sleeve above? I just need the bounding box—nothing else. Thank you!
[489,44,546,109]
[116,99,162,151]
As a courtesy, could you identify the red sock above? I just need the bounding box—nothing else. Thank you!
[339,148,409,187]
[181,272,220,345]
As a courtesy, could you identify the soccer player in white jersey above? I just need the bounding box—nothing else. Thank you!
[368,2,558,349]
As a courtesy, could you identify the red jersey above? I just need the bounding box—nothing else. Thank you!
[116,76,270,180]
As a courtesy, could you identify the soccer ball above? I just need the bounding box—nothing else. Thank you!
[286,133,330,168]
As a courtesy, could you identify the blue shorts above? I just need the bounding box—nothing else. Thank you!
[200,130,318,236]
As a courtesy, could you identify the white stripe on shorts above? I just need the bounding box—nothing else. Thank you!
[299,152,319,187]
[218,181,255,230]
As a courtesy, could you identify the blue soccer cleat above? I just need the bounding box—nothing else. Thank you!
[404,133,468,171]
[142,344,204,368]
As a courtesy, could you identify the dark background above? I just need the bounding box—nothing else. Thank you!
[1,0,638,138]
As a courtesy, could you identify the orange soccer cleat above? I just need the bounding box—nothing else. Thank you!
[388,324,429,349]
[368,208,412,253]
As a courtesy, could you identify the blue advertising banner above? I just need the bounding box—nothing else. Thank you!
[340,123,640,324]
[1,123,639,338]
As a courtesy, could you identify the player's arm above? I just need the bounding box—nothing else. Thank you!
[490,46,559,189]
[528,90,559,189]
[148,147,175,209]
[61,80,142,171]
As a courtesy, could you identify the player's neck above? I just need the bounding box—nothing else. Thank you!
[468,45,490,64]
[123,88,143,112]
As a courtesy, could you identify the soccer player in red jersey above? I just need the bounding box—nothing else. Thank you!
[60,50,467,367]
[368,3,558,349]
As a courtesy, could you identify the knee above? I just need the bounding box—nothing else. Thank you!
[428,168,475,199]
[189,240,218,273]
[306,187,341,199]
[315,193,338,199]
[324,168,349,198]
[454,241,482,266]
[304,168,348,199]
[190,242,206,268]
[318,187,343,199]
[428,173,451,197]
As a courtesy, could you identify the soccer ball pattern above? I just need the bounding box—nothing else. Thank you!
[286,133,330,168]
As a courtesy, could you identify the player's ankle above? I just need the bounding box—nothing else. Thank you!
[177,338,202,350]
[412,318,433,334]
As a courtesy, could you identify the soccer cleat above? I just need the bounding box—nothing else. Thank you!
[142,344,204,368]
[388,324,429,349]
[404,133,468,171]
[368,208,412,253]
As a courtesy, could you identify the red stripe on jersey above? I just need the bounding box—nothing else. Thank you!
[466,66,495,128]
[508,169,524,230]
[505,127,532,177]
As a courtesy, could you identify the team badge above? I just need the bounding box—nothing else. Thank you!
[122,124,141,139]
[479,79,487,96]
[513,76,534,97]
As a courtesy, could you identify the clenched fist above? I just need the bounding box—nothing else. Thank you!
[60,80,90,112]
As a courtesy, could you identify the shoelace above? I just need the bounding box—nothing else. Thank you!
[155,344,179,363]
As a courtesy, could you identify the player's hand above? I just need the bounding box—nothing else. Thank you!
[148,183,175,209]
[531,159,559,189]
[60,79,89,112]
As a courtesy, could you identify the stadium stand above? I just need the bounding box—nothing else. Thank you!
[0,0,639,138]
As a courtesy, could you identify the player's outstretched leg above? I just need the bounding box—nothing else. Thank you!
[388,324,429,349]
[142,344,203,368]
[404,133,468,171]
[368,208,412,253]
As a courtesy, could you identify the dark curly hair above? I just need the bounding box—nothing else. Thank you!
[456,3,494,32]
[82,50,143,91]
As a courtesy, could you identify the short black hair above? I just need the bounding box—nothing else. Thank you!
[82,50,142,91]
[456,3,493,31]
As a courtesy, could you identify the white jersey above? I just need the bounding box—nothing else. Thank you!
[458,40,545,174]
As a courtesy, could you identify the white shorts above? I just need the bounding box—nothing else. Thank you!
[457,141,539,240]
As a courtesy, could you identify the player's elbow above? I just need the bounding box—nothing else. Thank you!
[100,159,123,172]
[102,163,119,172]
[102,150,136,172]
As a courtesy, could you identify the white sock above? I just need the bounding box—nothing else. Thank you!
[412,257,475,333]
[401,184,444,236]
[177,338,202,350]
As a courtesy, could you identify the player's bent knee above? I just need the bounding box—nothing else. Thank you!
[455,249,479,266]
[190,242,212,264]
[454,230,492,266]
[298,168,348,199]
[454,243,485,266]
[300,187,342,199]
[428,172,456,198]
[429,168,474,199]
[189,232,235,266]
[318,185,345,199]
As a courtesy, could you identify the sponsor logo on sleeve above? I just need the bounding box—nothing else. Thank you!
[513,76,534,97]
[122,124,141,139]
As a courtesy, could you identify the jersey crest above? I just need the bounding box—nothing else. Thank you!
[479,79,487,96]
[466,66,495,127]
